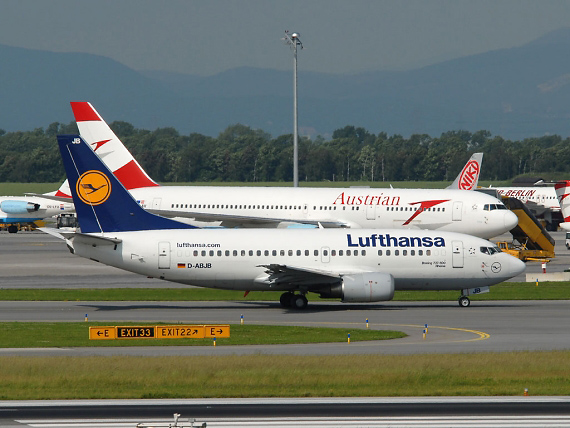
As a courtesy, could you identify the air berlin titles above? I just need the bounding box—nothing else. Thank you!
[496,189,537,198]
[347,233,445,248]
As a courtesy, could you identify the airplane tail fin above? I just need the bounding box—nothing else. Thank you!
[70,101,159,190]
[555,180,570,231]
[57,134,195,234]
[447,153,483,190]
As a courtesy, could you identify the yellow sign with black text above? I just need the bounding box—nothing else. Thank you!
[88,327,116,340]
[88,325,230,340]
[156,325,205,339]
[204,325,230,338]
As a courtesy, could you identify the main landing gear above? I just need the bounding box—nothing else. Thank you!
[458,295,470,307]
[280,292,308,310]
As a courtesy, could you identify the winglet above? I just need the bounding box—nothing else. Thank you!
[70,101,159,190]
[57,134,196,233]
[447,153,483,190]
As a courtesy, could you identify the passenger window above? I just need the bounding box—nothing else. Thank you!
[225,250,230,256]
[193,250,198,256]
[257,250,261,256]
[386,250,391,256]
[377,250,382,256]
[314,250,319,256]
[347,250,351,256]
[264,250,269,256]
[241,250,246,256]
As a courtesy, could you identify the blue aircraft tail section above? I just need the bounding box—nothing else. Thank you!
[57,135,196,233]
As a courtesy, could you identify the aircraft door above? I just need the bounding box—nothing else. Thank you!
[452,240,464,268]
[158,241,171,269]
[452,201,463,221]
[366,205,376,220]
[321,247,330,263]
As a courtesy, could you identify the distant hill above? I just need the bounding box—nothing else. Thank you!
[3,28,570,140]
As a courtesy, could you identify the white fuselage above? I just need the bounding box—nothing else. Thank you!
[493,186,559,214]
[0,196,73,224]
[129,186,517,239]
[71,228,524,292]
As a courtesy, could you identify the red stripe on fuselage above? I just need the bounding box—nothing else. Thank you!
[113,160,159,189]
[70,101,100,122]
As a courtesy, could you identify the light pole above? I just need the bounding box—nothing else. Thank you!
[283,30,303,187]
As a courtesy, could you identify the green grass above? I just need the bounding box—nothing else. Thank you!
[0,352,568,399]
[1,282,569,302]
[0,322,404,348]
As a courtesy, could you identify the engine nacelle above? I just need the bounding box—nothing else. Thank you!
[0,200,40,214]
[318,272,395,302]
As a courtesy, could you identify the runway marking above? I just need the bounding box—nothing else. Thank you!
[218,320,491,346]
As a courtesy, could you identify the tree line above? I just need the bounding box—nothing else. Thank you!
[0,122,569,183]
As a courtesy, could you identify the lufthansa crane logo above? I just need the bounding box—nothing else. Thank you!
[76,170,111,205]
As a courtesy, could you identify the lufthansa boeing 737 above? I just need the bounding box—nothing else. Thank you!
[43,135,525,309]
[62,102,517,239]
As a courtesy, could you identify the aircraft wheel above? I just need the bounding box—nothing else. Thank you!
[7,225,18,234]
[280,292,293,308]
[291,294,308,310]
[458,296,470,307]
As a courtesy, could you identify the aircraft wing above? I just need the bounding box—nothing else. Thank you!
[149,208,349,228]
[256,263,342,287]
[25,193,72,203]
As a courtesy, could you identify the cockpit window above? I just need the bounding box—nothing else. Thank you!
[480,246,501,255]
[483,204,508,211]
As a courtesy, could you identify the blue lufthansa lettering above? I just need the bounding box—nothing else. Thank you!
[346,234,446,248]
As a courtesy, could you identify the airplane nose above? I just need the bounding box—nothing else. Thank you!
[506,255,526,279]
[504,210,518,230]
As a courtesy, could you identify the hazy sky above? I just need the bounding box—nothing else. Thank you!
[2,0,570,76]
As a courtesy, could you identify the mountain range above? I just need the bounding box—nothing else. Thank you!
[3,28,570,140]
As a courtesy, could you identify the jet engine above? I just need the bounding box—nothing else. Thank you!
[318,272,395,302]
[0,200,40,214]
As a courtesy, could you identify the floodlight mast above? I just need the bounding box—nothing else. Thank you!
[283,30,303,187]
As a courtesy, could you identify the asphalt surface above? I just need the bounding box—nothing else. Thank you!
[1,230,569,427]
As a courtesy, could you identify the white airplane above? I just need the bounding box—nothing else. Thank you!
[0,182,74,233]
[64,102,516,239]
[44,134,525,309]
[484,183,561,230]
[491,185,559,214]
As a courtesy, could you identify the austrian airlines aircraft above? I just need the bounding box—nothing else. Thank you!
[63,102,517,239]
[46,135,525,308]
